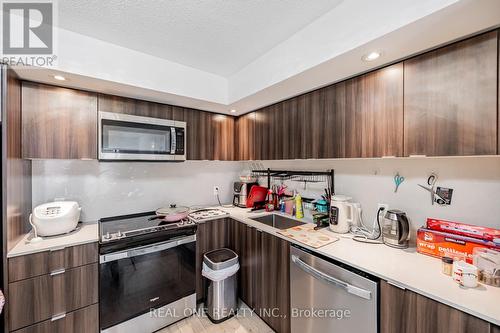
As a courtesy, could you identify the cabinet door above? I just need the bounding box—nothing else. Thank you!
[255,107,271,160]
[8,243,98,282]
[97,94,173,119]
[404,31,498,156]
[281,98,301,159]
[259,232,291,333]
[195,218,230,302]
[235,112,256,160]
[212,114,235,160]
[12,304,98,333]
[185,108,214,160]
[380,281,491,333]
[345,64,404,158]
[9,264,98,331]
[22,82,97,159]
[322,82,346,158]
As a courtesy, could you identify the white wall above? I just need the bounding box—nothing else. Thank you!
[254,157,500,237]
[32,160,243,222]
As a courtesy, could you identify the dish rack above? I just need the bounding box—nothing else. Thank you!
[251,168,335,194]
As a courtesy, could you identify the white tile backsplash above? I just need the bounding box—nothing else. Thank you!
[32,157,500,235]
[32,160,244,222]
[256,156,500,233]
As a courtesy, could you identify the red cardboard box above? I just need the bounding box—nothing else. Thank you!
[417,228,500,263]
[426,218,500,242]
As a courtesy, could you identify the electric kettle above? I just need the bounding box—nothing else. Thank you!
[329,195,354,234]
[382,209,410,249]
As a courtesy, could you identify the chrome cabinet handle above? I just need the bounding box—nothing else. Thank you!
[50,268,66,276]
[291,255,371,300]
[51,313,66,321]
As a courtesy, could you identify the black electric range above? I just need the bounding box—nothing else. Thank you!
[98,211,197,332]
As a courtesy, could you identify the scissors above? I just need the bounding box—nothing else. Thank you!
[394,173,405,192]
[418,173,445,205]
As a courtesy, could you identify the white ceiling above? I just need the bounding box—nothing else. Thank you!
[58,0,343,76]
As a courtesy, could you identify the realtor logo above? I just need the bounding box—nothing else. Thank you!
[2,2,53,54]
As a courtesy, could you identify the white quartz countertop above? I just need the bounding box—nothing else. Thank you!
[7,222,99,258]
[217,206,500,326]
[6,207,499,325]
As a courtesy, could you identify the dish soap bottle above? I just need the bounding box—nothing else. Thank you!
[295,192,304,218]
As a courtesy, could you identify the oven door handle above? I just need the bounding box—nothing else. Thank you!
[100,235,196,263]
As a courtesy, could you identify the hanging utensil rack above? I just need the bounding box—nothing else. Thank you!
[251,168,335,194]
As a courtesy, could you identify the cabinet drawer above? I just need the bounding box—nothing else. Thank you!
[9,263,98,331]
[9,242,98,282]
[12,304,98,333]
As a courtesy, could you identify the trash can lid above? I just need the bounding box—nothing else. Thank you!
[203,248,238,270]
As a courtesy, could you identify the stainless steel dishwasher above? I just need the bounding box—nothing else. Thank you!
[290,245,378,333]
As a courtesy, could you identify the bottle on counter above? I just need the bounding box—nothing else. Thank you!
[295,192,304,219]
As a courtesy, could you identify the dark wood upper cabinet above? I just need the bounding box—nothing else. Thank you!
[321,82,347,158]
[212,114,235,161]
[234,112,256,160]
[22,82,98,159]
[404,31,498,156]
[345,63,404,158]
[98,94,174,119]
[254,107,271,160]
[380,281,493,333]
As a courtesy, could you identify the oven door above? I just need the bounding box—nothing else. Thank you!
[98,111,186,161]
[99,235,196,330]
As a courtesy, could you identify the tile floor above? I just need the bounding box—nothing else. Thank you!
[157,303,274,333]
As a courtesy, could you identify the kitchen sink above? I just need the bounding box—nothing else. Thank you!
[250,214,305,230]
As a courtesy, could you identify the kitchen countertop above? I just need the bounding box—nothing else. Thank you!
[7,222,99,258]
[6,207,499,326]
[216,206,500,326]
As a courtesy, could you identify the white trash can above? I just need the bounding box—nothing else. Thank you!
[202,248,239,323]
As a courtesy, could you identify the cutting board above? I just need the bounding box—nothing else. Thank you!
[278,223,339,248]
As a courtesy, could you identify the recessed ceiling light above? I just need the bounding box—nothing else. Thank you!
[53,75,66,81]
[362,51,381,62]
[230,109,236,113]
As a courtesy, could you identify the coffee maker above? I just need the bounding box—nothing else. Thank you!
[233,181,257,208]
[382,209,410,249]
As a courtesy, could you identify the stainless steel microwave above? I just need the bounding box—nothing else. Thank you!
[98,111,186,161]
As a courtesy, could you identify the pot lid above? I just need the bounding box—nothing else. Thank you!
[156,204,189,216]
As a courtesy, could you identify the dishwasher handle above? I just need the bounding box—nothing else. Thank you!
[291,254,372,300]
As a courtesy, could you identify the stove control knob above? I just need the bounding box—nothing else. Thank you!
[117,231,122,238]
[104,232,110,240]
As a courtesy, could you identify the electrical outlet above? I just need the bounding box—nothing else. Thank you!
[377,203,389,213]
[213,186,220,196]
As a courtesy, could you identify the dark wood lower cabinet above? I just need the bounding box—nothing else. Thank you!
[195,218,231,302]
[12,304,98,333]
[380,281,494,333]
[257,231,291,333]
[227,219,290,333]
[8,243,98,282]
[8,264,98,331]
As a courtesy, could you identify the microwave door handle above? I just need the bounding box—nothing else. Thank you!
[170,127,176,154]
[291,255,372,300]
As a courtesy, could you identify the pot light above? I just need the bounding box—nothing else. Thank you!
[53,75,66,81]
[362,51,381,62]
[230,109,236,113]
